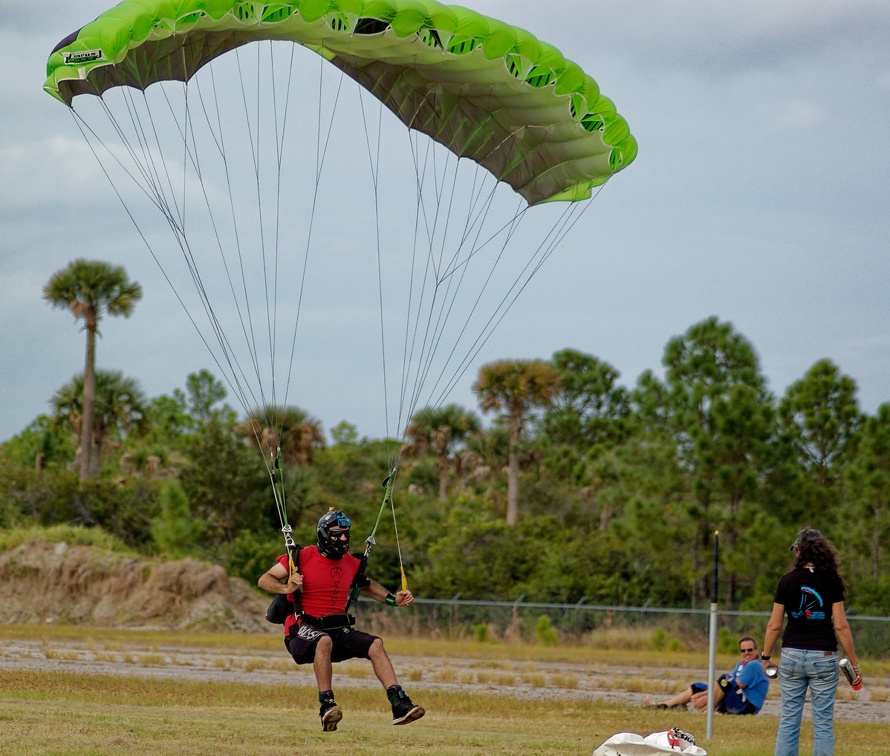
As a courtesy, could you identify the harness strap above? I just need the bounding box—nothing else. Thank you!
[298,613,356,631]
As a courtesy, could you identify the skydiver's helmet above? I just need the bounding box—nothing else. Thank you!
[317,509,351,560]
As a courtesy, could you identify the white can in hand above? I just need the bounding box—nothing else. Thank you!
[839,658,862,690]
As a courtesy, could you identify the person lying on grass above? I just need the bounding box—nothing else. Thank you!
[258,508,425,732]
[645,636,770,715]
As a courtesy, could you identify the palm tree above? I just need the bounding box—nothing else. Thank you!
[406,404,481,500]
[51,370,148,476]
[473,359,561,526]
[44,260,142,480]
[239,405,326,465]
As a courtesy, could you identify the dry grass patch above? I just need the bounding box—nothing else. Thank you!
[340,661,376,679]
[42,647,81,661]
[430,665,460,683]
[2,669,890,755]
[558,672,580,689]
[473,668,495,685]
[236,656,270,672]
[494,671,520,687]
[519,671,548,688]
[405,666,424,682]
[134,652,168,666]
[210,655,232,670]
[92,650,121,663]
[472,658,514,670]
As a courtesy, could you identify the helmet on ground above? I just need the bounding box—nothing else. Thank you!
[317,508,351,559]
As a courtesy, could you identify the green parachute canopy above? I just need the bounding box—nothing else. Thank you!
[45,0,636,205]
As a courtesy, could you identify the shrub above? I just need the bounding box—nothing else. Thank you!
[534,615,558,646]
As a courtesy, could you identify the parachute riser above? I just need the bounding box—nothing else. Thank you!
[270,447,301,577]
[270,446,287,518]
[366,465,398,555]
[346,465,398,611]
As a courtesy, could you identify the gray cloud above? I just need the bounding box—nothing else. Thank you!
[1,0,888,443]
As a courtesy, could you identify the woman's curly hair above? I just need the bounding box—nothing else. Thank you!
[791,528,847,591]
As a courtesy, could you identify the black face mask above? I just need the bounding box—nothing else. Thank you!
[319,528,350,559]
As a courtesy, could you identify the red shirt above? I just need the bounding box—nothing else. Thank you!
[276,548,361,635]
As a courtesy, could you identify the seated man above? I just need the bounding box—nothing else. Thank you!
[645,636,770,715]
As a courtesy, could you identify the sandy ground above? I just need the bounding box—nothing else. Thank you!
[1,635,886,724]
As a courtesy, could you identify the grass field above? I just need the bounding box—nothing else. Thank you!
[1,626,888,755]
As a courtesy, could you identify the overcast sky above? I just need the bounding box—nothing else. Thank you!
[2,0,889,444]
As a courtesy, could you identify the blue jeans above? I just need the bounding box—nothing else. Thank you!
[774,648,839,756]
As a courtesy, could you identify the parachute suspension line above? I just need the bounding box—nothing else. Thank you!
[68,108,229,376]
[407,166,504,413]
[172,78,251,391]
[402,120,609,415]
[427,204,529,405]
[211,45,293,434]
[408,191,587,414]
[267,42,299,423]
[354,77,410,581]
[247,42,279,414]
[161,63,270,419]
[397,130,504,426]
[431,196,597,409]
[370,81,521,452]
[281,46,347,417]
[397,134,467,428]
[97,82,259,416]
[389,87,477,440]
[224,45,273,421]
[226,41,299,448]
[74,52,283,456]
[67,108,241,404]
[412,201,511,413]
[396,133,441,436]
[151,43,301,481]
[356,82,395,451]
[162,50,280,437]
[363,93,528,448]
[189,68,273,422]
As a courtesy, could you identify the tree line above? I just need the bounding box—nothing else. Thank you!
[0,260,887,616]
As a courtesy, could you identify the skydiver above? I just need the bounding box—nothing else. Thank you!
[258,508,425,731]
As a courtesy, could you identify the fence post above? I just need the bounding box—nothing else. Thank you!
[513,595,525,638]
[450,592,461,636]
[575,596,587,633]
[706,531,720,741]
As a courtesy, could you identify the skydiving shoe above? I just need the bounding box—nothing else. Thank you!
[318,691,343,732]
[388,685,425,726]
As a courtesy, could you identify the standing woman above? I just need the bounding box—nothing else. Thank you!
[761,528,862,756]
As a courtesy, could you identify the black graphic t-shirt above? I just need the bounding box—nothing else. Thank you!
[775,568,844,651]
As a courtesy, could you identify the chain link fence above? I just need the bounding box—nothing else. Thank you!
[353,596,890,658]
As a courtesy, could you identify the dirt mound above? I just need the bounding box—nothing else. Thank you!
[0,539,274,633]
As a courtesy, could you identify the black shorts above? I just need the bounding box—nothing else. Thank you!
[286,623,379,665]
